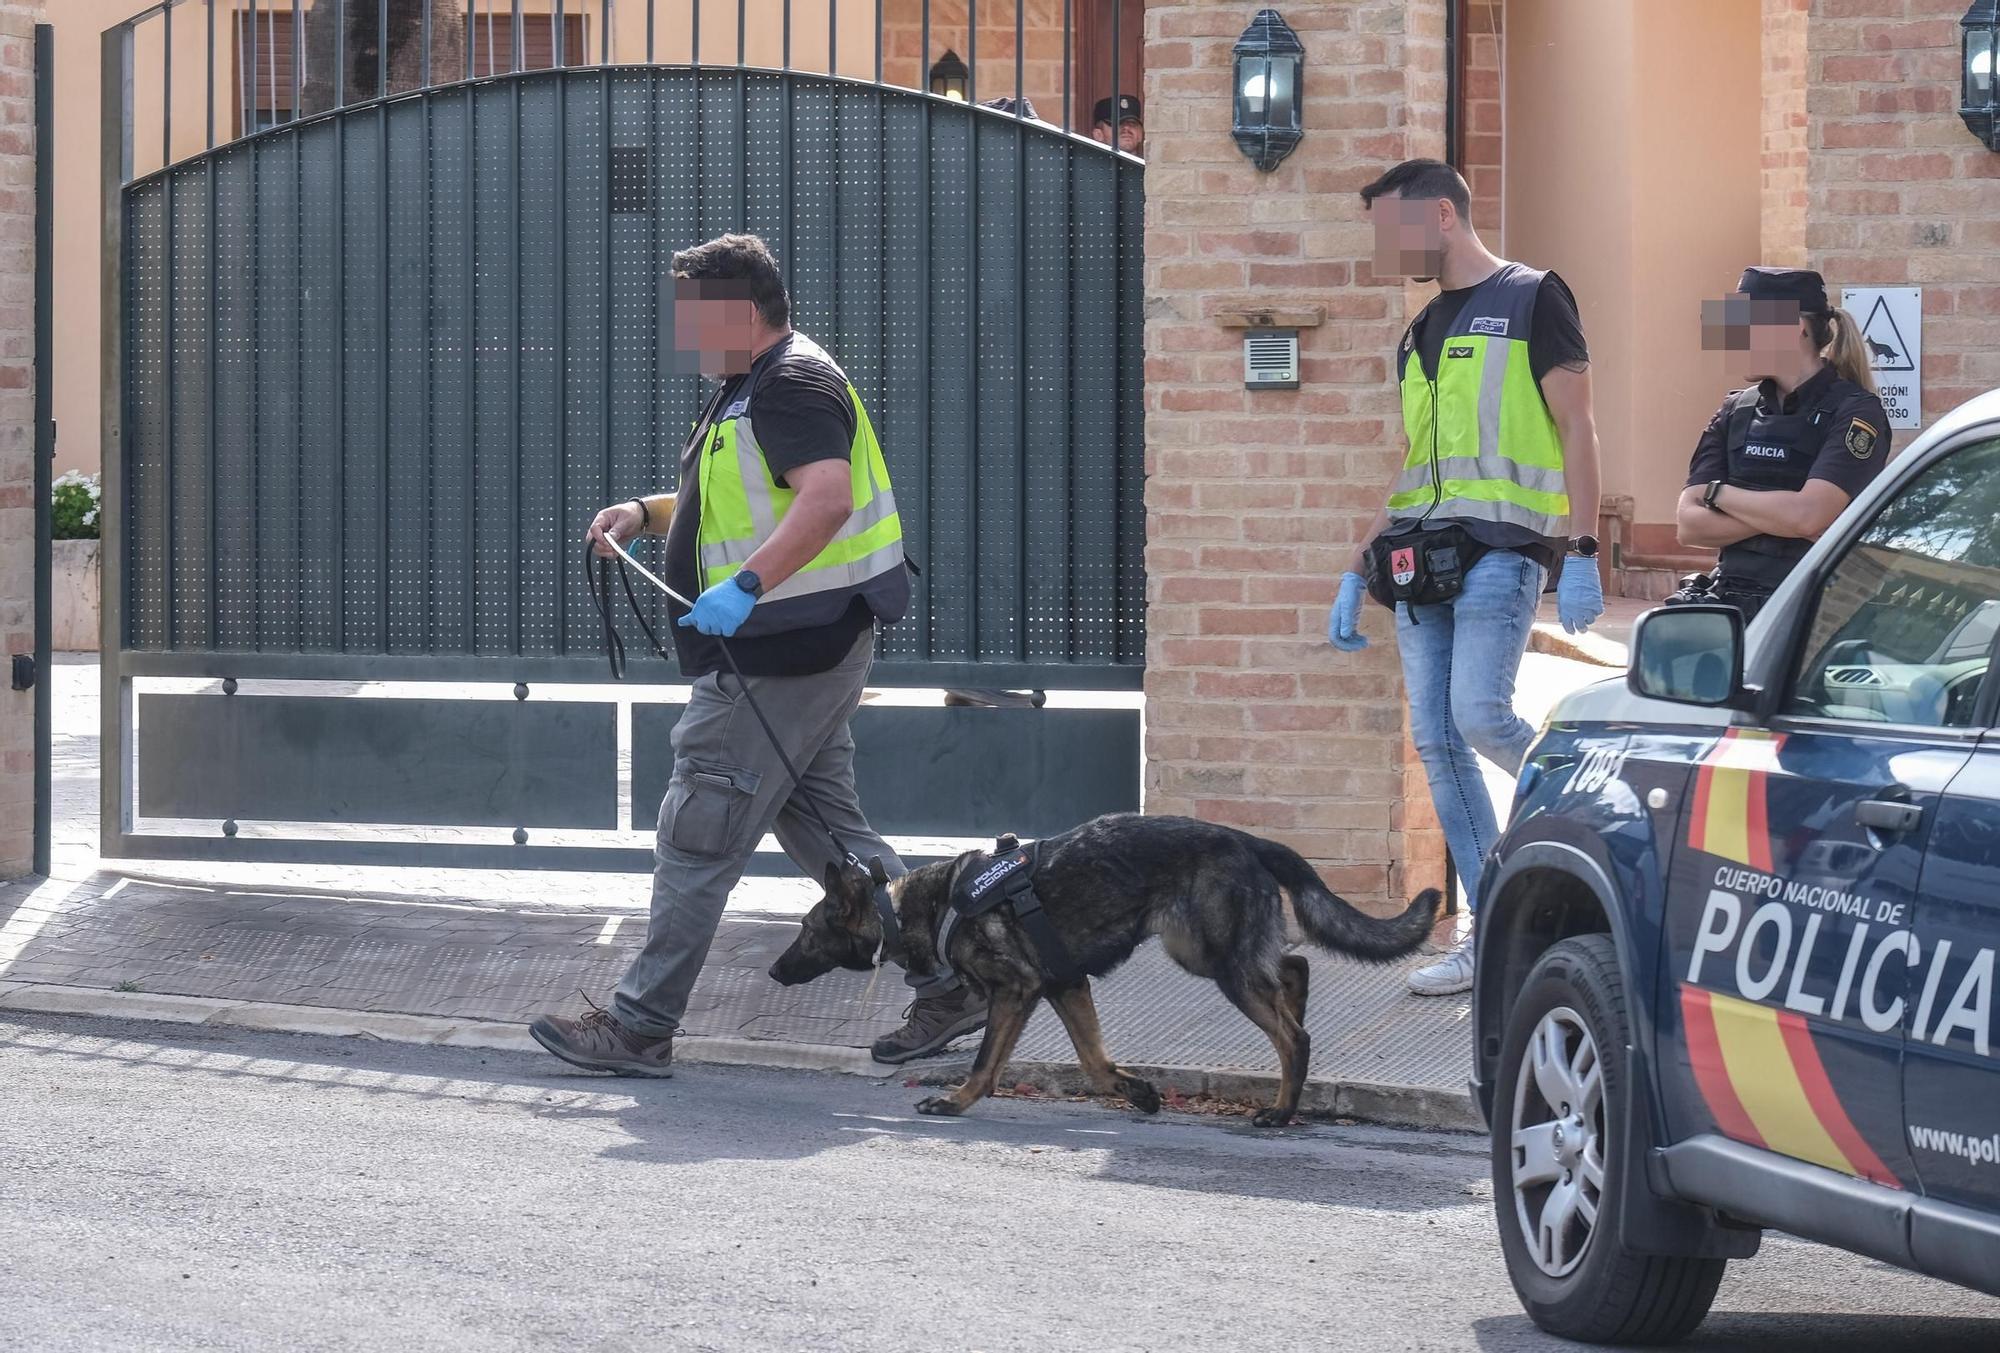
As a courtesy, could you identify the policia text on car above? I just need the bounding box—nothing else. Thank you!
[1672,267,1892,621]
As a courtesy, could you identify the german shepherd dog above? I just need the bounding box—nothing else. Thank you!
[770,814,1441,1126]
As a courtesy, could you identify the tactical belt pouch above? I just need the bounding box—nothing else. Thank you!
[1365,523,1490,611]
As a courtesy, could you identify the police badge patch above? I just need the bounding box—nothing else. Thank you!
[1846,418,1878,460]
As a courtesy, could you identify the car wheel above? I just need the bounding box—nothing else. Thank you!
[1493,934,1726,1345]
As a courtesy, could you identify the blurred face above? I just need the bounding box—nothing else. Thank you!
[1370,193,1448,282]
[1700,294,1807,380]
[672,279,762,377]
[1092,120,1142,154]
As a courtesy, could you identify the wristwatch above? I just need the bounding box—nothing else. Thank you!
[733,569,765,598]
[1570,535,1599,559]
[1702,479,1726,511]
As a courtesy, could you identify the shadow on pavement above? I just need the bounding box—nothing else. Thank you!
[1472,1309,2000,1351]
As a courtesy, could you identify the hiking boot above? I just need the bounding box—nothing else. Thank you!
[1407,933,1475,997]
[529,997,675,1077]
[871,987,989,1064]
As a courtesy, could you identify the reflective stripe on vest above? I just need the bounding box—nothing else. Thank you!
[694,339,907,624]
[1389,263,1569,537]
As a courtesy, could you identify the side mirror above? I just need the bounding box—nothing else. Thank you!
[1628,605,1751,709]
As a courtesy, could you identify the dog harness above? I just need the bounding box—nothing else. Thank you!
[911,834,1083,997]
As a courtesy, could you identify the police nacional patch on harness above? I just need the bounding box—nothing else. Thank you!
[1846,418,1879,460]
[1468,316,1509,336]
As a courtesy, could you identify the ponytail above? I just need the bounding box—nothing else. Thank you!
[1816,307,1877,393]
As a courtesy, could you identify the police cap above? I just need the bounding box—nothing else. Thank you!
[1093,93,1142,125]
[1737,266,1829,315]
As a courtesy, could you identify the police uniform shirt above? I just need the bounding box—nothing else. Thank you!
[663,334,874,678]
[1683,364,1891,504]
[1406,271,1591,572]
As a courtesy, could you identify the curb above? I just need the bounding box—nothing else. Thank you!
[1528,622,1628,669]
[0,982,1479,1133]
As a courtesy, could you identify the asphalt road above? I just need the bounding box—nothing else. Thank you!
[3,1013,1996,1353]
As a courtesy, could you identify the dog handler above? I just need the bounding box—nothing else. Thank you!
[1328,160,1606,996]
[1670,267,1889,621]
[530,234,989,1072]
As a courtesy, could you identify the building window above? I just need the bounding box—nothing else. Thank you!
[236,9,298,136]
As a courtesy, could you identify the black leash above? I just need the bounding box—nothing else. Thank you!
[586,539,908,964]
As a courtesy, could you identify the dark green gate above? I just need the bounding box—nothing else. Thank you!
[102,0,1145,870]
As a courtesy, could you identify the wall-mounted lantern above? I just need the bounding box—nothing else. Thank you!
[1233,9,1305,172]
[930,49,970,102]
[1965,1,1999,149]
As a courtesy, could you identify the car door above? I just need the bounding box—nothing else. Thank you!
[1891,436,2000,1222]
[1655,440,2000,1191]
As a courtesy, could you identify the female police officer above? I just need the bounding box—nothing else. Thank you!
[1673,267,1890,620]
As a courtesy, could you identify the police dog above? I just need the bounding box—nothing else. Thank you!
[769,813,1441,1126]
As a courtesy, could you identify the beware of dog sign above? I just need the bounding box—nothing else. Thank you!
[1842,287,1922,430]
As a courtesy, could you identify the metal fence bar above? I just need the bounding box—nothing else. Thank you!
[510,73,523,653]
[461,86,476,649]
[379,0,388,95]
[246,0,258,136]
[555,0,565,67]
[206,0,215,147]
[291,0,301,123]
[33,21,52,873]
[100,23,132,854]
[162,1,172,165]
[336,0,346,110]
[424,0,434,90]
[647,0,655,64]
[1061,0,1070,132]
[513,0,524,73]
[967,0,976,103]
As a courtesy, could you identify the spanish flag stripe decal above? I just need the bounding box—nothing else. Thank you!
[1686,729,1785,869]
[1775,1009,1902,1188]
[1679,986,1767,1149]
[1742,751,1774,873]
[1680,984,1901,1188]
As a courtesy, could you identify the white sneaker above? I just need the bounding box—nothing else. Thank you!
[1408,933,1475,996]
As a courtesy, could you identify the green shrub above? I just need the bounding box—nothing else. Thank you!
[52,470,101,541]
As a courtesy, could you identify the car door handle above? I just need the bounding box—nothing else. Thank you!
[1856,797,1923,834]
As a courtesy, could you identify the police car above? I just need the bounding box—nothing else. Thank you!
[1474,389,2000,1343]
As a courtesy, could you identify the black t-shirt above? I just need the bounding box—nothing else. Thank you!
[1410,271,1589,385]
[1393,271,1590,576]
[1683,364,1892,500]
[664,335,873,678]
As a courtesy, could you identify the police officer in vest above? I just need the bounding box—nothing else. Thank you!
[1328,159,1606,997]
[1673,267,1890,620]
[530,234,988,1074]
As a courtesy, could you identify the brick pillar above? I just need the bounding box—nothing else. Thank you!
[0,1,40,880]
[1142,0,1447,910]
[1807,0,1998,431]
[1761,0,1810,265]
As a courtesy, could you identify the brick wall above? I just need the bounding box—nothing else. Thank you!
[0,0,39,880]
[1462,0,1503,247]
[879,0,1071,121]
[1762,0,1810,264]
[1806,0,1997,430]
[1143,0,1447,909]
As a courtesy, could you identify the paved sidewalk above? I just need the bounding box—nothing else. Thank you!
[2,656,1601,1127]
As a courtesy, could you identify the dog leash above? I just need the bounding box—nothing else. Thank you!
[585,537,911,969]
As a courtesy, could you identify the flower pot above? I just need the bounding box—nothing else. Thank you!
[52,538,101,652]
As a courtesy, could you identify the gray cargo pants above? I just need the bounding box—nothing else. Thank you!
[612,628,904,1038]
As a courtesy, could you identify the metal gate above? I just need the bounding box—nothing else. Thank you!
[101,0,1146,870]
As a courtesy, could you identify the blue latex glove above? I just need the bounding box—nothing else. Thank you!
[1557,558,1605,636]
[1328,572,1369,652]
[677,578,757,637]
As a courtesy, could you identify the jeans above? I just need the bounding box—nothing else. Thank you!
[613,628,905,1037]
[1395,550,1546,912]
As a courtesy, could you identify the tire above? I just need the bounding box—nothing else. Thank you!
[1492,934,1726,1345]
